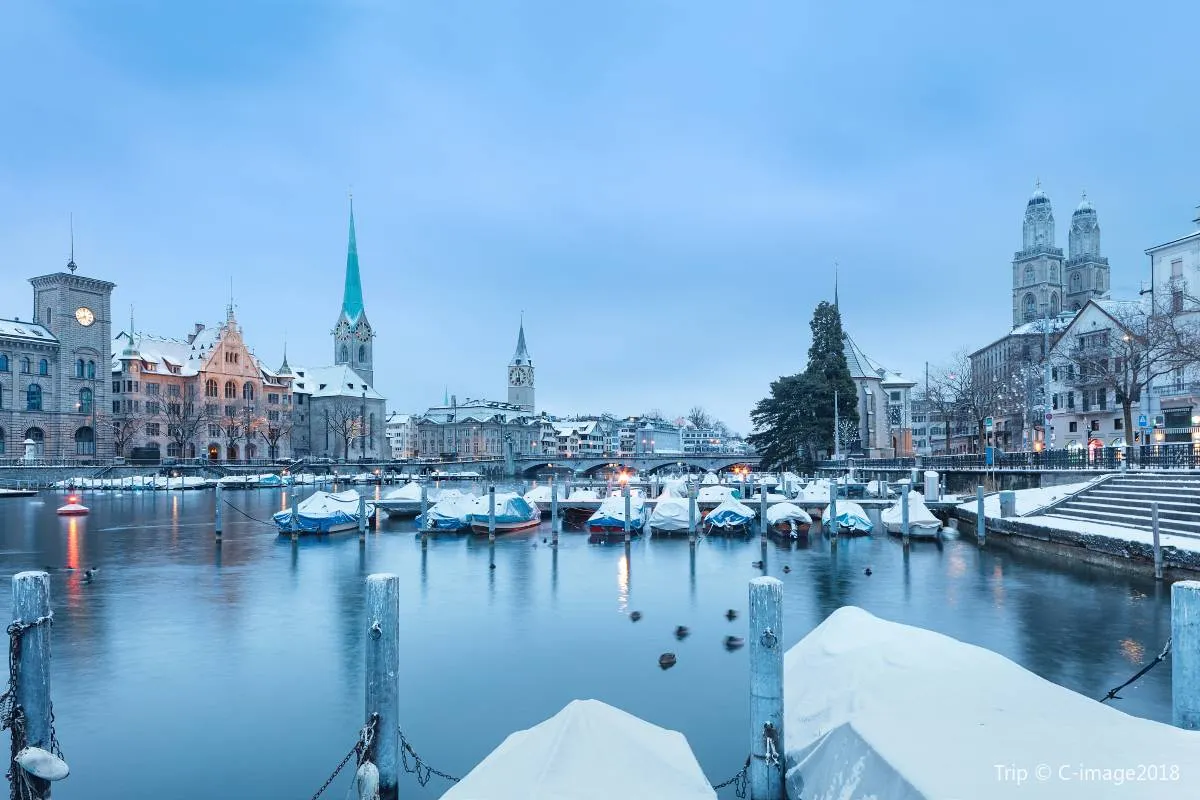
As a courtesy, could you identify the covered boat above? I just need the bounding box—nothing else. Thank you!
[468,493,540,535]
[881,491,941,538]
[561,488,601,529]
[648,496,692,536]
[766,502,812,538]
[704,499,756,533]
[273,490,374,534]
[256,473,284,488]
[523,485,555,514]
[697,485,734,505]
[822,500,872,535]
[415,490,475,532]
[587,495,648,542]
[659,478,688,499]
[377,482,429,518]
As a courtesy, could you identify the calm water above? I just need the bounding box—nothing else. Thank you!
[0,485,1174,799]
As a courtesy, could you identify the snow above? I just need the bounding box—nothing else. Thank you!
[649,497,691,531]
[383,482,425,502]
[799,480,832,504]
[785,607,1200,799]
[523,485,553,504]
[697,485,734,503]
[766,502,812,526]
[705,498,756,528]
[956,481,1096,517]
[660,479,688,498]
[441,699,716,800]
[881,491,941,529]
[297,489,369,516]
[1016,514,1200,554]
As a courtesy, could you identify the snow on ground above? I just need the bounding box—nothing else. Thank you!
[1018,514,1200,554]
[785,607,1199,799]
[956,481,1097,517]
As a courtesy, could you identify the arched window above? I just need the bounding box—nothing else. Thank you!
[167,442,183,458]
[246,443,257,459]
[1050,263,1058,282]
[20,357,30,374]
[1023,294,1036,322]
[26,384,42,411]
[75,427,95,455]
[24,427,44,457]
[38,359,48,376]
[1071,271,1081,292]
[79,387,93,414]
[242,383,255,401]
[1050,293,1060,316]
[86,360,96,379]
[0,354,7,372]
[0,427,5,455]
[224,380,236,399]
[1024,265,1035,285]
[75,359,85,378]
[205,379,218,397]
[340,345,348,363]
[358,345,366,362]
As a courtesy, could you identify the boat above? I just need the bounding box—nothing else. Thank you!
[218,475,258,490]
[704,499,756,534]
[766,502,812,538]
[822,500,872,535]
[56,495,89,516]
[648,496,692,536]
[587,495,648,542]
[697,485,734,505]
[272,490,374,534]
[561,489,601,529]
[256,473,284,488]
[881,491,942,538]
[415,490,475,532]
[865,479,894,498]
[377,482,430,519]
[468,493,540,535]
[658,479,688,499]
[523,485,555,514]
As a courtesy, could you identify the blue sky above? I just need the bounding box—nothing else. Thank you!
[2,0,1198,433]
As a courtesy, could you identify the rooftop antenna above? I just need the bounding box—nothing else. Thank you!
[67,213,77,273]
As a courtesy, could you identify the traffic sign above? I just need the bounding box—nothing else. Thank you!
[984,416,994,431]
[1045,412,1053,422]
[1138,414,1148,428]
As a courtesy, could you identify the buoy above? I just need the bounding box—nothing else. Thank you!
[15,747,69,781]
[725,609,738,621]
[56,496,89,516]
[724,636,745,650]
[354,760,380,800]
[658,652,677,669]
[630,611,642,622]
[675,625,690,639]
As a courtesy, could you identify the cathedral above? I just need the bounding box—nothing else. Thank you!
[1011,183,1110,327]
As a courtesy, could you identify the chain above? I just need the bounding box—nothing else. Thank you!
[221,497,279,528]
[399,728,461,786]
[309,714,377,800]
[711,755,751,797]
[1100,637,1171,703]
[2,616,60,800]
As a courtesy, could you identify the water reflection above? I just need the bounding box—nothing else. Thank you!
[616,551,629,613]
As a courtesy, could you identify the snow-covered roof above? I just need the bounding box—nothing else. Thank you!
[290,364,383,399]
[111,329,218,376]
[1008,312,1076,336]
[0,318,57,344]
[421,398,533,423]
[386,413,412,425]
[843,332,895,381]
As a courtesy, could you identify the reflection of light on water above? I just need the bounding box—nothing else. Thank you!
[1120,638,1145,664]
[171,495,179,519]
[946,551,966,578]
[617,553,629,612]
[991,562,1005,607]
[67,517,80,568]
[281,491,290,512]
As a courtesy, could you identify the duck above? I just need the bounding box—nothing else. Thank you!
[82,567,97,582]
[725,609,738,621]
[724,636,745,650]
[675,625,690,639]
[751,560,764,569]
[782,565,791,573]
[630,611,643,622]
[658,652,677,670]
[864,567,873,576]
[489,564,496,570]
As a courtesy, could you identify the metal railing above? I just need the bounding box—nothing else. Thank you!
[820,446,1200,472]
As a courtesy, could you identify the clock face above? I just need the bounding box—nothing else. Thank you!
[509,367,522,386]
[75,307,95,327]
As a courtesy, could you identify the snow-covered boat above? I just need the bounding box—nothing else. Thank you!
[415,490,474,532]
[704,499,756,533]
[256,473,284,488]
[468,493,540,535]
[648,497,692,536]
[822,500,872,535]
[218,475,258,490]
[523,485,555,514]
[272,490,374,534]
[377,482,429,518]
[697,485,734,505]
[766,502,812,538]
[587,495,648,542]
[881,491,941,538]
[561,488,601,529]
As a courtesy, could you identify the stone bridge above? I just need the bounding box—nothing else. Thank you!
[511,454,760,478]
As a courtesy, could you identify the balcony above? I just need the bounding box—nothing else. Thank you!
[1152,382,1200,398]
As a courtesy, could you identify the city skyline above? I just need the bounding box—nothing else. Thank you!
[3,1,1200,432]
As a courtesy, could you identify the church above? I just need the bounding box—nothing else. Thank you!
[289,203,388,460]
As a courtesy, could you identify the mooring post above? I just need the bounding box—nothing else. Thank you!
[12,571,58,798]
[420,481,428,519]
[901,487,910,547]
[214,482,223,541]
[290,493,299,542]
[976,484,986,546]
[358,493,367,541]
[550,475,560,541]
[828,483,838,536]
[749,576,784,800]
[1152,502,1163,581]
[623,484,632,543]
[688,484,697,545]
[365,574,400,799]
[759,481,768,539]
[488,485,496,542]
[741,474,748,501]
[1173,581,1200,729]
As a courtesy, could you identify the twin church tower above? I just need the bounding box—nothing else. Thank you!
[330,202,535,414]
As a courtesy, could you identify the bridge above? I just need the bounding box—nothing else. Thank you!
[408,453,761,478]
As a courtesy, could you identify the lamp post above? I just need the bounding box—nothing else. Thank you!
[361,389,368,461]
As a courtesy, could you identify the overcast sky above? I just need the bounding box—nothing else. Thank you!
[2,1,1198,434]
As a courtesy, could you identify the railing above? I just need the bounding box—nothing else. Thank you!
[1152,382,1200,397]
[827,446,1200,472]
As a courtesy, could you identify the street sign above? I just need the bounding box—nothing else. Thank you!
[984,416,994,431]
[1154,414,1165,428]
[985,446,995,466]
[1138,414,1148,428]
[1045,412,1053,422]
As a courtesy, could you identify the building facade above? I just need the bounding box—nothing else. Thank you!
[843,333,913,457]
[415,398,544,458]
[1145,206,1200,435]
[1,264,115,462]
[385,413,419,460]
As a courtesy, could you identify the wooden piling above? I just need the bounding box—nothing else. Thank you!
[623,484,631,543]
[214,482,223,541]
[358,493,367,541]
[420,482,428,519]
[364,574,400,799]
[976,485,985,546]
[1152,502,1163,581]
[759,483,768,539]
[12,571,56,798]
[290,494,299,542]
[828,484,837,536]
[1173,581,1200,729]
[688,484,697,543]
[488,486,496,542]
[901,486,910,547]
[749,576,784,799]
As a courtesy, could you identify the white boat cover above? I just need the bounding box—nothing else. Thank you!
[824,500,872,532]
[697,485,734,503]
[467,492,539,524]
[523,485,554,504]
[441,699,716,800]
[422,493,477,527]
[701,472,719,485]
[766,502,812,526]
[588,495,647,527]
[564,488,599,501]
[383,482,426,502]
[799,480,832,503]
[881,491,940,530]
[660,479,688,498]
[865,480,894,497]
[649,497,691,531]
[706,498,756,528]
[297,490,370,517]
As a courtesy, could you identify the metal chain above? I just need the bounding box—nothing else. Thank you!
[2,616,60,800]
[398,729,461,786]
[221,497,278,528]
[711,755,751,797]
[1100,637,1172,703]
[309,715,377,800]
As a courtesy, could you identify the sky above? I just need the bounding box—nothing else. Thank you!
[2,0,1199,435]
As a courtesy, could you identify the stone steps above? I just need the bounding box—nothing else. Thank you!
[1041,473,1200,540]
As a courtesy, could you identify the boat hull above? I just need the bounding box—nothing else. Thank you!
[885,521,941,539]
[770,521,810,538]
[378,501,423,519]
[649,525,690,537]
[469,518,540,535]
[588,527,643,543]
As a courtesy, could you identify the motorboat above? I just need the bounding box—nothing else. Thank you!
[415,490,475,532]
[523,485,555,515]
[56,495,89,516]
[704,499,756,534]
[648,496,692,536]
[766,502,812,538]
[468,493,540,535]
[696,485,734,505]
[377,482,430,519]
[272,490,374,534]
[587,495,648,542]
[561,488,601,529]
[881,491,942,538]
[822,500,872,535]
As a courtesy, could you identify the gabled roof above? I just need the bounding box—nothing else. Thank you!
[0,318,56,344]
[290,364,383,399]
[843,333,885,380]
[110,328,220,376]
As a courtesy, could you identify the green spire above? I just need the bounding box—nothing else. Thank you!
[342,198,365,322]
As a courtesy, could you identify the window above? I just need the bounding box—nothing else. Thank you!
[267,393,279,405]
[1051,292,1060,315]
[358,345,366,362]
[1114,417,1123,430]
[1052,394,1059,410]
[146,401,160,416]
[1051,367,1058,381]
[339,346,348,362]
[20,357,30,374]
[1173,289,1184,313]
[113,380,121,393]
[1090,420,1100,432]
[26,384,42,411]
[224,381,236,399]
[1172,258,1183,279]
[1023,293,1036,322]
[297,394,304,405]
[268,410,280,422]
[79,387,93,414]
[1067,391,1075,410]
[75,359,85,378]
[0,354,7,371]
[242,383,255,401]
[167,402,180,416]
[225,405,236,417]
[1071,272,1081,292]
[145,382,160,395]
[112,401,120,413]
[205,379,218,397]
[1069,421,1078,433]
[1024,265,1034,285]
[167,442,182,458]
[889,391,901,402]
[37,359,48,376]
[209,424,223,437]
[74,427,95,456]
[146,423,160,436]
[167,384,180,397]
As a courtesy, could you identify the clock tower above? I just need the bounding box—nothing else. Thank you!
[332,200,374,387]
[507,317,534,413]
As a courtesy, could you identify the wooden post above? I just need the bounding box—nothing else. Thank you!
[12,571,56,798]
[749,576,784,799]
[759,481,767,539]
[488,485,496,542]
[365,574,400,799]
[688,484,697,544]
[215,482,223,541]
[741,474,748,501]
[290,493,299,542]
[550,476,560,545]
[828,483,837,535]
[1153,502,1163,581]
[420,482,428,519]
[1172,581,1200,729]
[623,484,631,543]
[901,487,910,547]
[358,493,367,541]
[976,485,985,546]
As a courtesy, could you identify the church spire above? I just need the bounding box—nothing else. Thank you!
[342,196,365,322]
[67,213,78,273]
[278,336,291,375]
[511,312,531,365]
[833,262,839,308]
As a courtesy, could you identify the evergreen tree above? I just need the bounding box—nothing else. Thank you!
[804,301,859,454]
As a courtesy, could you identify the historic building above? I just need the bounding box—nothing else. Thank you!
[1,257,115,462]
[507,318,535,413]
[1144,205,1200,437]
[111,306,294,461]
[385,412,418,460]
[290,204,387,460]
[843,333,915,458]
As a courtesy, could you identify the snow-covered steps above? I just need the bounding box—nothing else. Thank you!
[1043,473,1200,540]
[784,606,1199,799]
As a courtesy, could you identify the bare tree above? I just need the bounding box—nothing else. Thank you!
[111,413,141,457]
[155,385,210,459]
[928,351,992,453]
[687,406,712,429]
[326,399,364,460]
[257,411,294,461]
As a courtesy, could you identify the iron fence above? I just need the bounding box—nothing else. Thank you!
[821,445,1200,472]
